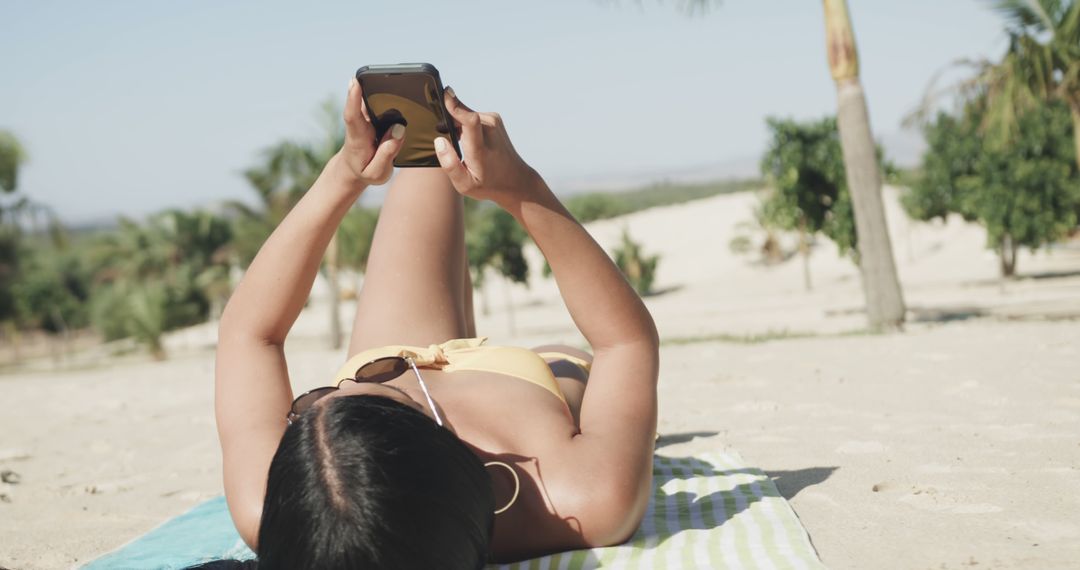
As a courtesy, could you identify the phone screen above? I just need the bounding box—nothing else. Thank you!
[358,71,454,167]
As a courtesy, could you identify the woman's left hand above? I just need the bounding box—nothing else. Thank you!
[338,77,405,186]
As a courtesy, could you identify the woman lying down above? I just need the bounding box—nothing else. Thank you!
[210,79,659,569]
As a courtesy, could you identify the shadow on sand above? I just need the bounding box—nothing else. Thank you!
[642,284,684,298]
[908,305,987,323]
[766,466,839,500]
[654,431,720,449]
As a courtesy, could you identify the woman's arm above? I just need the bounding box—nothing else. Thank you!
[434,91,659,545]
[215,78,403,548]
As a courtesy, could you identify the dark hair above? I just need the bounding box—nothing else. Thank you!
[239,395,494,570]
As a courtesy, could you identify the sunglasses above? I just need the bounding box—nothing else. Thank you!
[287,356,443,427]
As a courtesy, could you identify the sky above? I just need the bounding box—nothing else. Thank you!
[1,0,1008,224]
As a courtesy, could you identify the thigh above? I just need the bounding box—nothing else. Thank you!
[349,169,469,355]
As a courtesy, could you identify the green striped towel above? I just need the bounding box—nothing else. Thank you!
[85,452,823,569]
[491,452,824,570]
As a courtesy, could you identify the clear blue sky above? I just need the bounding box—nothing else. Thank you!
[1,0,1007,224]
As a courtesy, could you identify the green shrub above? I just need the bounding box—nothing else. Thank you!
[564,193,627,223]
[612,229,660,295]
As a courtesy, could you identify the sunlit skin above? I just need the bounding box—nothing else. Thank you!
[214,77,659,563]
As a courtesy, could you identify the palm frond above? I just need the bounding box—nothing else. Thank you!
[986,0,1058,34]
[903,58,997,128]
[916,0,1076,147]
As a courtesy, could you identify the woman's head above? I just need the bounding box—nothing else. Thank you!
[258,395,494,570]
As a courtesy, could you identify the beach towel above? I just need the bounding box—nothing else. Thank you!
[84,452,824,570]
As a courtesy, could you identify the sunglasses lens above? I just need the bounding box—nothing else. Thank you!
[355,357,409,384]
[291,386,337,417]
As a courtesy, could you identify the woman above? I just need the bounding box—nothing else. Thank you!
[214,78,659,569]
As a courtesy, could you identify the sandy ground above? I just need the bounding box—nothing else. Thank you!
[2,187,1079,569]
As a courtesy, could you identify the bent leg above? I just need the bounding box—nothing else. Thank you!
[349,169,468,354]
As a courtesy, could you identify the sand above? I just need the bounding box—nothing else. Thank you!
[2,187,1079,569]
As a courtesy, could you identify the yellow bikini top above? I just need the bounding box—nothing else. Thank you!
[334,337,591,404]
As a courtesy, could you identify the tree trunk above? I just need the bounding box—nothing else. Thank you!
[5,322,21,364]
[326,232,342,350]
[822,0,906,330]
[150,340,167,361]
[799,218,812,292]
[50,307,69,367]
[999,233,1018,277]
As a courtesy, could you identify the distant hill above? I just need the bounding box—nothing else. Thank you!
[548,128,924,196]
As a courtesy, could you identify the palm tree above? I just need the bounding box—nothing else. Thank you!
[909,2,1079,169]
[821,0,906,330]
[625,1,906,329]
[982,0,1080,168]
[0,130,25,194]
[84,209,234,359]
[156,209,234,320]
[0,131,29,349]
[230,100,350,348]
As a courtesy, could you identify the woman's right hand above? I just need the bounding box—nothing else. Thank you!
[433,88,542,208]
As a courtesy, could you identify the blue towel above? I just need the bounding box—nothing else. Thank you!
[84,497,254,569]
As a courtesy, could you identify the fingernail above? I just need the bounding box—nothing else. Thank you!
[391,123,405,140]
[434,137,448,153]
[445,86,456,99]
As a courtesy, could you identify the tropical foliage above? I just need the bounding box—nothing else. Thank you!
[760,117,856,255]
[612,228,660,295]
[86,210,234,358]
[12,243,91,334]
[465,202,530,291]
[728,202,787,266]
[904,99,1079,277]
[0,130,26,194]
[912,1,1080,169]
[978,0,1080,167]
[758,117,859,290]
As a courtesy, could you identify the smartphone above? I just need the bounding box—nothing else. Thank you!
[354,63,461,168]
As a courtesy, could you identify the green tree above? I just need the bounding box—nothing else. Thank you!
[466,205,529,288]
[13,247,91,334]
[910,2,1080,170]
[759,117,859,291]
[465,202,529,331]
[0,131,27,325]
[0,129,90,360]
[981,1,1080,169]
[905,99,1079,277]
[900,113,982,223]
